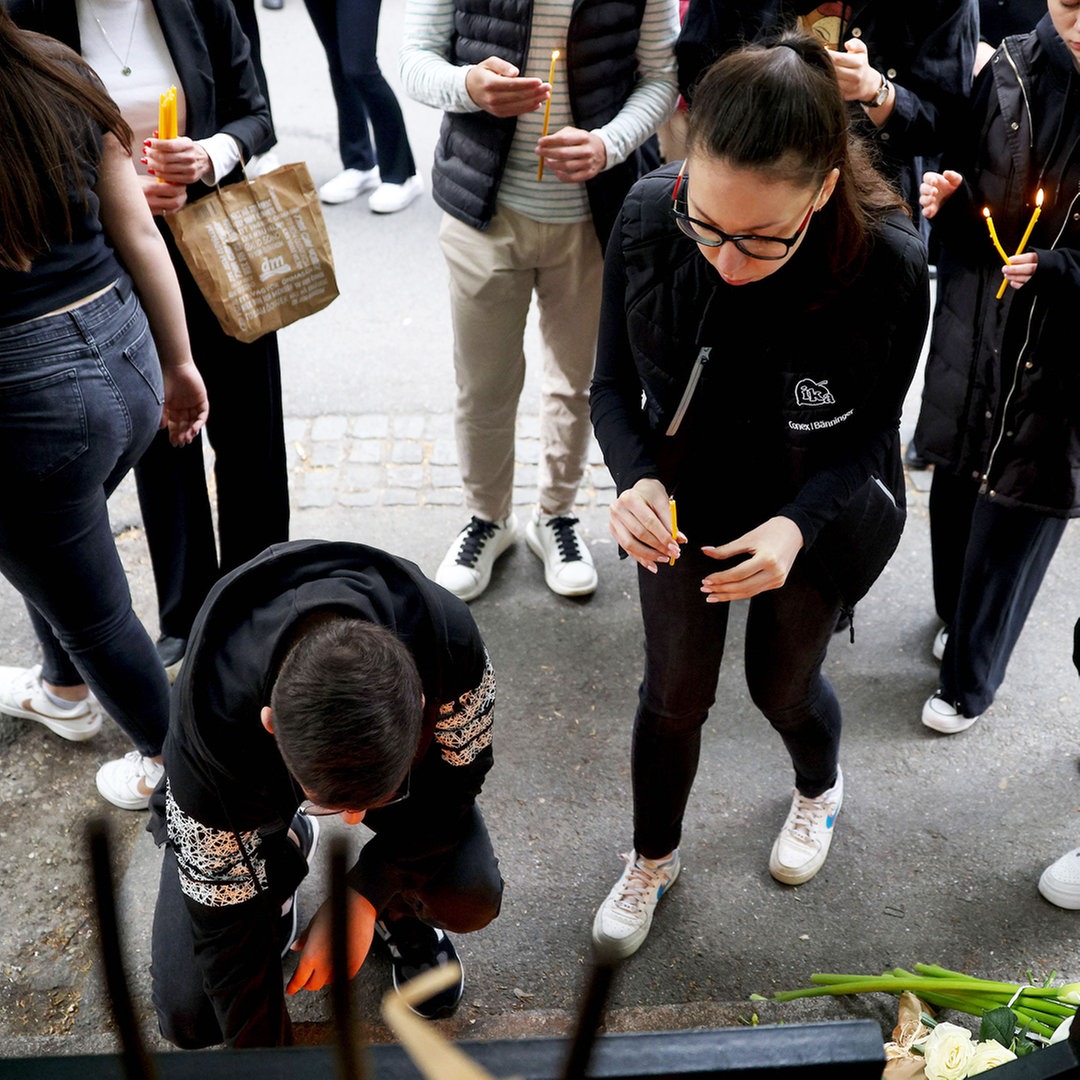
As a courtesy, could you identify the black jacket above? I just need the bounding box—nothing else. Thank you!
[591,163,929,605]
[6,0,274,194]
[431,0,660,246]
[675,0,979,208]
[979,0,1045,46]
[148,541,495,1047]
[914,16,1080,516]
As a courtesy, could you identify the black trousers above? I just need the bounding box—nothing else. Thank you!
[151,805,502,1049]
[630,543,843,860]
[301,0,416,183]
[929,469,1067,717]
[137,229,290,640]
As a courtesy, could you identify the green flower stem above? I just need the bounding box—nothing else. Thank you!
[769,973,1063,1039]
[808,972,1076,1012]
[811,973,1065,1000]
[913,965,1075,1001]
[902,969,1075,1022]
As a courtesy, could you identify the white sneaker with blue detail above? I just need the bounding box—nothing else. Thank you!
[769,767,843,885]
[591,848,680,961]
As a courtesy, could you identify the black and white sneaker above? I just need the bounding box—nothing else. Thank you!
[525,510,597,597]
[435,515,518,602]
[374,916,464,1019]
[280,812,320,957]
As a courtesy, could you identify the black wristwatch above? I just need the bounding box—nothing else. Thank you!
[858,71,890,109]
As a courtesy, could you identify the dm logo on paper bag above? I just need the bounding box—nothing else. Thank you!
[260,254,292,281]
[794,378,836,407]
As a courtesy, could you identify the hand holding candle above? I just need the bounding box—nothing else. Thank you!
[536,50,560,180]
[996,189,1043,300]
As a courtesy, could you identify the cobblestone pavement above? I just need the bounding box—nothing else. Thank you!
[285,412,616,512]
[282,410,937,520]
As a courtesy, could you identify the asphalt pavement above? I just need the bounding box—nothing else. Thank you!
[1,0,1078,1065]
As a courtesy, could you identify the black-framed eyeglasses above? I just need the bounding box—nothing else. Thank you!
[670,166,818,260]
[297,769,411,818]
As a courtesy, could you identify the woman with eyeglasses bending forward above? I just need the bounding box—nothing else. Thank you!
[589,30,929,961]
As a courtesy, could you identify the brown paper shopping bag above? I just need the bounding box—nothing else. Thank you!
[166,162,338,343]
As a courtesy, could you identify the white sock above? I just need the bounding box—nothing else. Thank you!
[42,686,84,711]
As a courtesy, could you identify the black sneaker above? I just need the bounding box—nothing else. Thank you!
[373,916,464,1019]
[280,812,320,957]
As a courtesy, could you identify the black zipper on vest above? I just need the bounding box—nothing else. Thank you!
[664,283,720,437]
[665,347,711,436]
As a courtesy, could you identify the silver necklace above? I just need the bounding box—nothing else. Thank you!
[85,0,140,77]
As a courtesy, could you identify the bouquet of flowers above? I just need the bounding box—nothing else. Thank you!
[756,964,1078,1079]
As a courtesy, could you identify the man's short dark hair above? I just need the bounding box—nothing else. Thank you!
[269,618,422,809]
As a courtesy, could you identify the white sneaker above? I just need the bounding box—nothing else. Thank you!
[368,175,423,214]
[524,510,598,597]
[0,664,101,742]
[318,167,380,205]
[932,626,949,661]
[95,750,164,810]
[592,849,680,961]
[436,514,518,602]
[769,768,843,885]
[921,692,979,734]
[1039,846,1080,910]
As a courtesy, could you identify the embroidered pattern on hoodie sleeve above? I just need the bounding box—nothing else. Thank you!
[435,650,495,765]
[165,780,268,907]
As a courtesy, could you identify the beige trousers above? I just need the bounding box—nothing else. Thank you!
[438,205,603,523]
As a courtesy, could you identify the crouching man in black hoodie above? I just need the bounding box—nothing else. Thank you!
[147,539,502,1048]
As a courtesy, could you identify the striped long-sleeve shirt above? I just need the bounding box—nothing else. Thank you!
[401,0,680,224]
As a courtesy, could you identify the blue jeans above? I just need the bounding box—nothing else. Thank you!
[631,544,843,860]
[0,280,171,755]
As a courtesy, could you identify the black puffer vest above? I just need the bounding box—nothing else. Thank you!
[432,0,659,246]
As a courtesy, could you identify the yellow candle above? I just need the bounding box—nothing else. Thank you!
[982,207,1010,265]
[158,85,177,139]
[996,188,1043,300]
[156,87,177,181]
[536,50,560,181]
[668,497,678,566]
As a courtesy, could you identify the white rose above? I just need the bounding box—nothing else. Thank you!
[967,1040,1017,1074]
[921,1022,975,1080]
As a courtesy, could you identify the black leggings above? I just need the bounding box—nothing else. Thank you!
[631,543,843,859]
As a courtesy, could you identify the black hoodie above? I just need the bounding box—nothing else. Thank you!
[148,540,493,1045]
